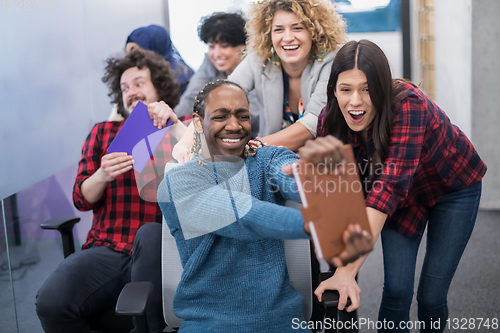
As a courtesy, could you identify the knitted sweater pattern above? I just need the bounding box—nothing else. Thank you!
[158,146,310,332]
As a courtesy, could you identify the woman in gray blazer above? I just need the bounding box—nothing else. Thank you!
[228,0,347,151]
[172,0,347,161]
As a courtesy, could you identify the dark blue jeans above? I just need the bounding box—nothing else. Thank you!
[36,222,164,333]
[377,181,482,332]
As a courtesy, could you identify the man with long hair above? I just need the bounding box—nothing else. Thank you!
[36,49,185,333]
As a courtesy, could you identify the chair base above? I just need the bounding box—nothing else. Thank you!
[86,307,133,333]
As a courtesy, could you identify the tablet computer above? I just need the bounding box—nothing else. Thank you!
[292,144,371,260]
[107,101,173,173]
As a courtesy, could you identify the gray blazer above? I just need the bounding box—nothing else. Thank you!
[229,51,336,137]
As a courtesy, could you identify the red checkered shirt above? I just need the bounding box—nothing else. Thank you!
[317,83,486,239]
[73,120,177,254]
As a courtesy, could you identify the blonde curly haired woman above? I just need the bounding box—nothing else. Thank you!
[172,0,346,161]
[228,0,347,150]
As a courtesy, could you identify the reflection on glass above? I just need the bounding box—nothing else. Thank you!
[1,198,19,333]
[0,166,92,332]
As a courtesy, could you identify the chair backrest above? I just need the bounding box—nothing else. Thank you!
[160,162,312,328]
[161,221,184,328]
[285,239,313,319]
[161,224,312,328]
[161,213,312,327]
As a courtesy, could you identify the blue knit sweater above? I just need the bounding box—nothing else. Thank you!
[157,146,311,332]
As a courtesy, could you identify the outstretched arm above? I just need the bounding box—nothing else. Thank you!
[261,121,315,151]
[283,135,385,311]
[315,207,387,312]
[158,160,308,241]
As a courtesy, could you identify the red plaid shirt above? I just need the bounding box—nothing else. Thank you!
[73,120,177,254]
[317,83,486,239]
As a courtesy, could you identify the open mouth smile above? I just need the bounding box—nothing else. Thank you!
[348,110,366,123]
[218,137,246,148]
[221,138,242,143]
[282,45,299,53]
[214,59,227,66]
[128,97,145,108]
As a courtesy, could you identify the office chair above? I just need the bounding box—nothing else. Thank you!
[138,158,356,332]
[42,216,353,333]
[40,217,148,333]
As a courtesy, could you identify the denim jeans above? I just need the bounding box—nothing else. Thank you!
[36,222,164,333]
[377,181,482,332]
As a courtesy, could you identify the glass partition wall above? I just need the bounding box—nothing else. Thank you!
[0,1,167,331]
[1,198,19,333]
[0,169,94,332]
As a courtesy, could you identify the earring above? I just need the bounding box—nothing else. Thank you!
[313,49,328,62]
[270,46,280,67]
[191,131,206,166]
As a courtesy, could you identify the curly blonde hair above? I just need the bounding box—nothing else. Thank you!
[246,0,347,64]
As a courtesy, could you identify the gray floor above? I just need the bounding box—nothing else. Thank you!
[357,210,500,332]
[1,210,499,333]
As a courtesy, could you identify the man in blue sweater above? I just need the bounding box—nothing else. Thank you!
[158,80,371,332]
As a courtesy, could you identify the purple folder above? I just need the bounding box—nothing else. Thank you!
[107,101,173,173]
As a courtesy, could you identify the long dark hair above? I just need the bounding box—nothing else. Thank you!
[323,40,395,188]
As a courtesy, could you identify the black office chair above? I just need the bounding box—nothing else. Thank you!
[156,216,354,333]
[40,217,151,333]
[41,217,355,333]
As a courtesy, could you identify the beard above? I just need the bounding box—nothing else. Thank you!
[122,95,146,118]
[127,95,146,108]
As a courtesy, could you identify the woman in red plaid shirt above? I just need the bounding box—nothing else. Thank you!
[313,40,486,332]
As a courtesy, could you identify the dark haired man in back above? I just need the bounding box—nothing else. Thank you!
[174,12,260,138]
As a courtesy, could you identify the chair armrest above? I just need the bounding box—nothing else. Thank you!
[41,217,81,258]
[115,282,153,333]
[41,217,81,231]
[321,289,352,308]
[319,271,352,308]
[115,281,153,316]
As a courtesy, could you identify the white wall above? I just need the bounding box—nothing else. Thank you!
[470,0,500,209]
[434,0,472,136]
[433,0,500,208]
[348,31,403,79]
[0,0,166,199]
[409,0,420,85]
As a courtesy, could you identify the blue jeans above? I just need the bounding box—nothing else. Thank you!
[377,181,482,332]
[36,222,164,333]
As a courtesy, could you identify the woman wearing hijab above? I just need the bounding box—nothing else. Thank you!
[126,25,194,94]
